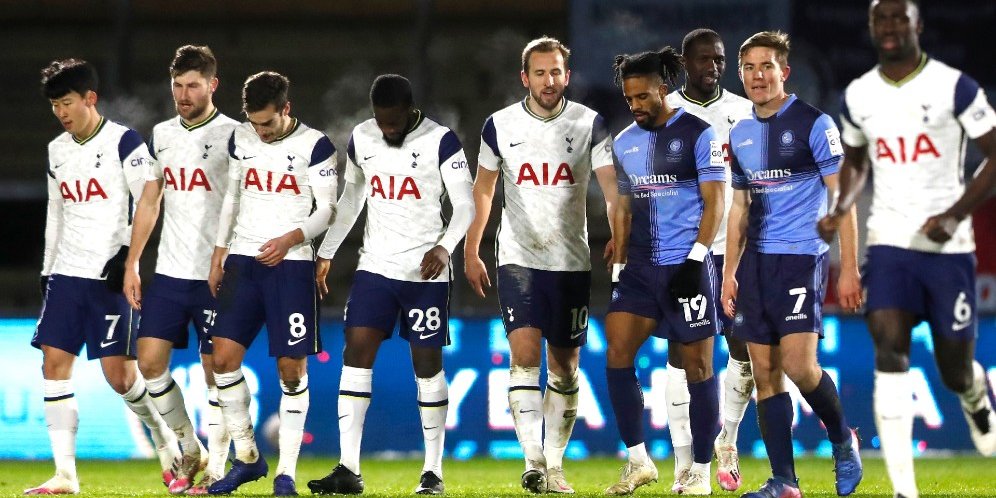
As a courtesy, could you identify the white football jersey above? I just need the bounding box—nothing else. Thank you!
[479,98,612,271]
[223,119,338,261]
[150,109,238,280]
[44,118,153,278]
[841,56,996,253]
[318,112,474,283]
[666,88,752,255]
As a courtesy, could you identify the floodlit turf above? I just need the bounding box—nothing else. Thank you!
[1,456,992,497]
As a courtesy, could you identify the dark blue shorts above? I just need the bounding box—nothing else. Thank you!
[138,274,216,354]
[212,255,320,357]
[344,270,450,347]
[496,264,591,348]
[731,249,829,345]
[712,254,733,332]
[608,259,720,344]
[864,245,977,340]
[33,274,137,360]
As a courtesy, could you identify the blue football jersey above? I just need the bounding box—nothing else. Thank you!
[729,95,843,256]
[613,108,727,265]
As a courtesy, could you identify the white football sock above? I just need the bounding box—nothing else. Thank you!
[720,358,754,444]
[958,361,988,412]
[665,364,692,473]
[276,374,309,480]
[543,369,579,470]
[214,369,258,463]
[338,366,372,475]
[121,374,178,471]
[416,370,448,476]
[206,386,230,478]
[146,370,199,455]
[627,442,651,465]
[44,379,78,481]
[509,365,544,469]
[875,370,917,498]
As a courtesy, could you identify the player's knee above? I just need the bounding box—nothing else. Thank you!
[726,337,750,362]
[413,360,442,379]
[783,363,820,391]
[874,349,910,373]
[681,357,713,383]
[342,345,377,369]
[137,358,167,380]
[605,343,635,369]
[104,374,131,395]
[939,367,973,394]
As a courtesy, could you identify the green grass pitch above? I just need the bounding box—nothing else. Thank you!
[1,456,992,497]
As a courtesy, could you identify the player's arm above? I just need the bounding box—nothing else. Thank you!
[209,132,242,297]
[591,113,618,271]
[316,136,366,299]
[124,179,164,309]
[464,116,501,297]
[425,131,476,281]
[101,129,155,294]
[610,147,631,286]
[258,136,338,267]
[819,92,871,242]
[40,162,63,296]
[922,75,996,242]
[669,127,726,299]
[823,173,862,311]
[722,144,750,318]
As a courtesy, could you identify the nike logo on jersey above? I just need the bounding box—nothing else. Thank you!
[363,155,376,160]
[53,162,65,169]
[339,415,348,420]
[241,155,256,160]
[100,340,118,348]
[671,401,689,407]
[727,116,735,124]
[519,409,537,414]
[423,426,438,430]
[157,147,170,154]
[419,331,439,340]
[288,337,306,346]
[510,142,524,147]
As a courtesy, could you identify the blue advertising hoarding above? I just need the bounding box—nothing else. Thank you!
[1,316,994,460]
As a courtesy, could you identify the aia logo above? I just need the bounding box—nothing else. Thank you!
[60,178,107,202]
[516,162,575,186]
[875,133,940,164]
[164,167,211,191]
[370,175,421,200]
[244,167,300,194]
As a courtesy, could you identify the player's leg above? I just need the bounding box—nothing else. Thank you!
[26,345,81,495]
[868,309,919,498]
[27,276,83,495]
[862,246,926,497]
[673,336,718,495]
[922,252,995,457]
[187,351,227,496]
[403,278,450,495]
[603,311,658,496]
[274,355,309,495]
[541,269,589,494]
[663,345,693,489]
[714,255,753,492]
[741,341,801,498]
[497,264,548,491]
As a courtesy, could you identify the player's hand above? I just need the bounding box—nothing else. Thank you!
[39,275,49,299]
[837,266,863,312]
[101,245,129,292]
[668,259,702,300]
[721,276,739,319]
[464,253,491,298]
[816,212,842,243]
[921,213,959,243]
[420,245,449,281]
[603,239,615,273]
[257,229,304,267]
[123,263,143,310]
[208,250,226,298]
[316,257,331,300]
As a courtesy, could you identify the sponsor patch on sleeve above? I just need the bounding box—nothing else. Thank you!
[825,128,844,156]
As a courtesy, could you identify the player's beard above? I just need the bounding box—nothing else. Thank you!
[176,99,209,122]
[530,87,565,112]
[634,101,662,130]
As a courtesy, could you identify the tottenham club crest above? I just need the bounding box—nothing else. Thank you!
[411,151,420,168]
[202,144,213,159]
[565,136,574,153]
[287,155,295,171]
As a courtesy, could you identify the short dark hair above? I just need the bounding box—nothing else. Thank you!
[242,71,289,114]
[521,36,571,72]
[369,74,414,108]
[613,46,682,88]
[739,31,791,67]
[681,28,722,55]
[170,45,217,79]
[41,59,98,99]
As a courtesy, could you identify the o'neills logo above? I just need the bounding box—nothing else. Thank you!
[746,168,792,181]
[629,173,678,185]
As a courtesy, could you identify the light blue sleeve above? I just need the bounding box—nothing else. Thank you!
[694,126,727,182]
[809,113,843,176]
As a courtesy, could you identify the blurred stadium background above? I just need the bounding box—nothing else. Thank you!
[1,0,995,465]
